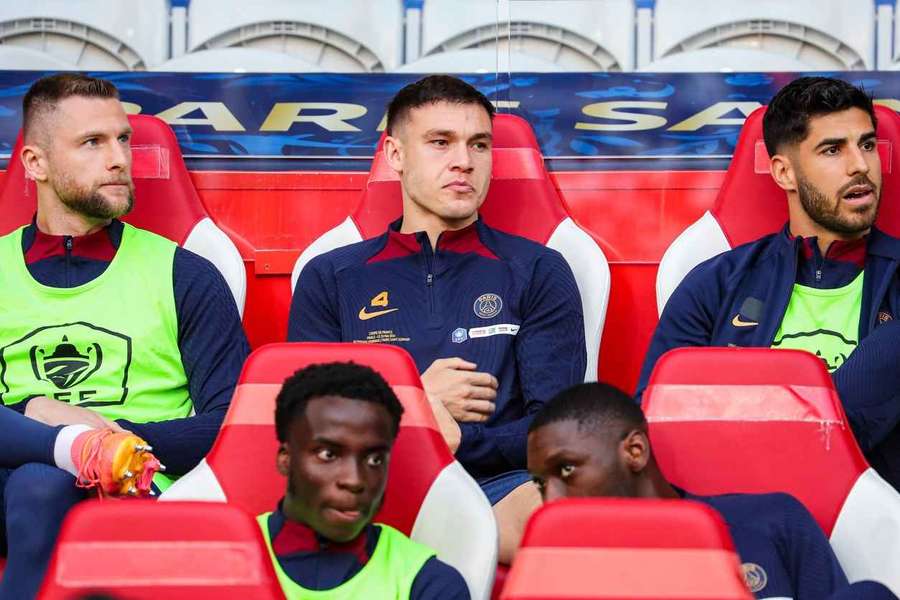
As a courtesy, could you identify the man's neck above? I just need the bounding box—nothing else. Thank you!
[36,199,110,237]
[635,467,681,500]
[399,214,476,249]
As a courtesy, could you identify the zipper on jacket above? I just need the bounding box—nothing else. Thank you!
[63,236,73,287]
[422,235,437,316]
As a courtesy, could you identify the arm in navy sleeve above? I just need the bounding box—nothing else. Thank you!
[635,260,722,400]
[116,248,249,475]
[287,255,342,342]
[772,493,848,599]
[457,251,586,472]
[832,319,900,451]
[410,557,471,600]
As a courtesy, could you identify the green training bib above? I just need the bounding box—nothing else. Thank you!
[772,272,863,372]
[0,224,193,489]
[257,513,436,600]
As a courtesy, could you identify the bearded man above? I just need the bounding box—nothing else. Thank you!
[0,73,248,598]
[636,76,900,490]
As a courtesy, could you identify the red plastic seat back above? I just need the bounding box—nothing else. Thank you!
[38,500,282,600]
[353,114,568,243]
[0,114,205,243]
[712,104,900,247]
[644,347,868,536]
[502,498,751,600]
[206,342,452,535]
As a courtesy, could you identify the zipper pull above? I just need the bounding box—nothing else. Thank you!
[815,269,822,282]
[426,273,433,286]
[64,236,73,252]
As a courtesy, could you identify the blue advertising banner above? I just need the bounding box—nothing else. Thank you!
[0,70,896,171]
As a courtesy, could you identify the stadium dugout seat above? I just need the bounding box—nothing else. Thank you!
[161,342,497,600]
[0,113,246,315]
[643,346,900,594]
[37,500,282,599]
[501,498,752,600]
[291,114,609,381]
[656,104,900,314]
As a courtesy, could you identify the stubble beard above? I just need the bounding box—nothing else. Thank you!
[52,173,134,221]
[796,173,879,236]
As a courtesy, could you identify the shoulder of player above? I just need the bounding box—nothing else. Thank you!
[476,221,566,268]
[303,234,390,275]
[698,491,805,527]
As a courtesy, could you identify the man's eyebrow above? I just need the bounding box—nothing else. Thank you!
[423,128,455,138]
[859,131,877,143]
[814,137,848,149]
[311,435,344,446]
[469,132,493,142]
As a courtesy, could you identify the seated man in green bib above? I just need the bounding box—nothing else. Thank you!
[0,74,248,599]
[637,76,900,490]
[259,361,469,599]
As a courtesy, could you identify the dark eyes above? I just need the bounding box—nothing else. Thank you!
[366,453,386,467]
[316,448,336,461]
[560,464,575,478]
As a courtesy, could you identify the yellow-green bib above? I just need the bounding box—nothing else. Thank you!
[772,272,864,372]
[0,223,192,489]
[257,512,435,600]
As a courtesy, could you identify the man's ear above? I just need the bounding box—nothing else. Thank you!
[21,143,49,183]
[770,152,797,193]
[383,133,403,175]
[276,443,290,477]
[621,429,650,474]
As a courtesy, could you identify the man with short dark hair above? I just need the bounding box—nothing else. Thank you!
[289,75,586,561]
[527,382,855,600]
[637,77,900,489]
[0,73,248,598]
[259,361,469,599]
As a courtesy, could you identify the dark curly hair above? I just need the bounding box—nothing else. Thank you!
[275,361,404,442]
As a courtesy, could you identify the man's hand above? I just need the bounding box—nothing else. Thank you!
[25,396,126,432]
[421,357,498,422]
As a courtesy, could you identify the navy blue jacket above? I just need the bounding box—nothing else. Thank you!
[687,491,848,599]
[638,225,900,488]
[288,218,586,478]
[263,505,469,599]
[10,219,249,476]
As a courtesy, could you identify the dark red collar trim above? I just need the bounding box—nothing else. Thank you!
[789,231,868,269]
[271,512,371,564]
[368,218,497,264]
[24,222,117,264]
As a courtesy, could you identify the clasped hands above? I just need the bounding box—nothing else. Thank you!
[421,357,498,453]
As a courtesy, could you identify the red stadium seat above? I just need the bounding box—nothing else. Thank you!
[161,342,497,599]
[37,500,281,600]
[290,114,609,380]
[501,498,752,600]
[0,114,246,314]
[644,347,900,594]
[656,104,900,314]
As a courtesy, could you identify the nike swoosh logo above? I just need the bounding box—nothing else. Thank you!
[732,314,759,327]
[358,307,399,321]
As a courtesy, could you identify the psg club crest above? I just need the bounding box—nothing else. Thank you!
[0,322,132,407]
[473,293,502,319]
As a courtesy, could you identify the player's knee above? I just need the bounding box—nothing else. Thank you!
[5,463,80,518]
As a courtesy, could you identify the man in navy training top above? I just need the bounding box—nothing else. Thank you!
[637,77,900,490]
[288,75,586,562]
[527,382,900,600]
[0,74,248,598]
[259,361,469,599]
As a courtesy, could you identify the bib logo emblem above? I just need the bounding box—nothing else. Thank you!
[31,336,102,390]
[741,563,767,594]
[0,322,132,408]
[451,327,468,344]
[473,293,502,319]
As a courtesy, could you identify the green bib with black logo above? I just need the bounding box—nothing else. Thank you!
[0,224,192,487]
[257,513,436,600]
[772,272,864,372]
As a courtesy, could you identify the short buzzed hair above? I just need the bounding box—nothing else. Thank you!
[385,75,495,135]
[529,382,646,436]
[23,73,119,143]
